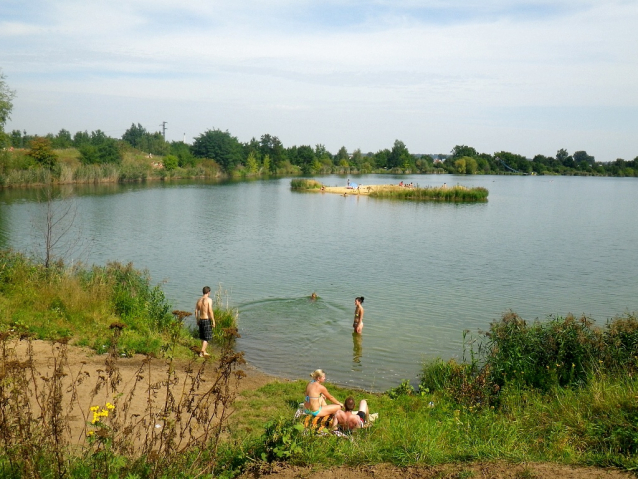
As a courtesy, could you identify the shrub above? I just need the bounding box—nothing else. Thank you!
[290,179,323,189]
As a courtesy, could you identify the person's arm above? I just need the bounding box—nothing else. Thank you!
[207,298,215,327]
[319,385,342,407]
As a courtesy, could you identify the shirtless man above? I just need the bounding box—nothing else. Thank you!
[195,286,215,357]
[335,396,369,431]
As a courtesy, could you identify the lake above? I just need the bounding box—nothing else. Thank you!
[1,174,637,391]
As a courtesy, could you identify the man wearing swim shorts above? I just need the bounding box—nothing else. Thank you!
[336,396,368,431]
[195,286,215,357]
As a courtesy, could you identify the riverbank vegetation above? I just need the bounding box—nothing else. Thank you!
[227,312,638,474]
[1,249,637,477]
[0,250,236,357]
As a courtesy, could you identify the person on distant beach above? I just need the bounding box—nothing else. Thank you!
[347,178,350,187]
[304,369,343,418]
[335,396,369,431]
[195,286,215,358]
[353,296,364,334]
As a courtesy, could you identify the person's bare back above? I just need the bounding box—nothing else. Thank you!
[195,286,215,357]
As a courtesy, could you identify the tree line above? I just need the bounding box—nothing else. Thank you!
[1,70,637,178]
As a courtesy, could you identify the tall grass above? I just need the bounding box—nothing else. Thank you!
[370,185,489,202]
[0,250,237,357]
[0,321,246,478]
[290,178,323,189]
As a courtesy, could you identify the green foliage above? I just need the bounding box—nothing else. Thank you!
[192,129,244,170]
[121,123,170,156]
[27,136,58,170]
[386,379,416,399]
[290,178,323,190]
[0,250,199,356]
[163,154,179,171]
[0,69,15,130]
[370,185,489,202]
[257,417,305,462]
[419,311,638,410]
[170,141,196,167]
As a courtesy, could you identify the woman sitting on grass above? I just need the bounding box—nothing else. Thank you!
[304,369,343,418]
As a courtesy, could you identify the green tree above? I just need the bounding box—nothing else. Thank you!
[192,129,243,171]
[296,145,315,174]
[78,131,121,165]
[259,134,286,167]
[73,131,91,147]
[27,137,58,169]
[10,129,22,148]
[122,123,147,148]
[455,157,466,174]
[335,146,349,164]
[262,154,271,174]
[52,129,73,149]
[387,140,412,170]
[556,148,574,168]
[374,149,390,169]
[451,145,478,160]
[245,150,260,174]
[170,141,195,167]
[0,69,16,132]
[163,155,179,170]
[122,123,170,156]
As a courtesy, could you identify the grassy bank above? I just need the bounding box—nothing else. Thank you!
[226,312,638,473]
[0,147,223,188]
[0,249,236,357]
[1,250,636,477]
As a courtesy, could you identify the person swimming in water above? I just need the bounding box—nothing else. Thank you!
[353,296,364,334]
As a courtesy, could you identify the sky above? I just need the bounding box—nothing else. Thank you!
[1,0,637,161]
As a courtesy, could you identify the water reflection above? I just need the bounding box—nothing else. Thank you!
[352,332,362,370]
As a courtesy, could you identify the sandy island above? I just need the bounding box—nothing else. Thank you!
[320,184,420,196]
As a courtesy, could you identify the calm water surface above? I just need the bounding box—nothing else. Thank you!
[1,175,637,391]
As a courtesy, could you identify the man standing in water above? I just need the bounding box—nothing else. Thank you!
[195,286,215,357]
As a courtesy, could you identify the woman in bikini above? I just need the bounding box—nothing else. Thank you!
[353,296,364,334]
[303,369,343,418]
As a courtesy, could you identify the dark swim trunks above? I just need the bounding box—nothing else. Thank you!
[356,411,366,423]
[198,319,213,342]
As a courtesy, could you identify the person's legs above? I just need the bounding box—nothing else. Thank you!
[200,340,209,356]
[317,404,341,417]
[358,399,369,420]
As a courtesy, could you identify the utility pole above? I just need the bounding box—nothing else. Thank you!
[160,121,168,140]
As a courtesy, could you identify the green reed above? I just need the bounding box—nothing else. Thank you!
[290,178,323,189]
[369,185,489,202]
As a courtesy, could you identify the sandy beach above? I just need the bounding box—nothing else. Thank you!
[320,184,411,196]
